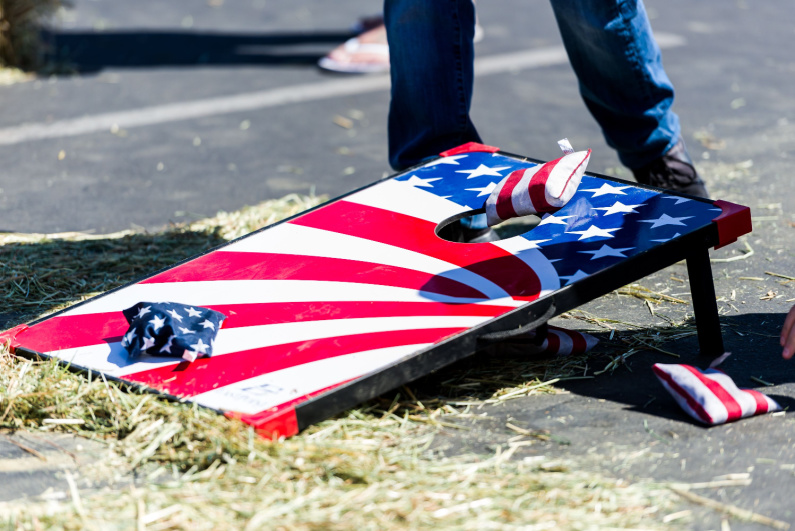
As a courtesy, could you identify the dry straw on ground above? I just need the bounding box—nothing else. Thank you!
[0,0,62,69]
[0,193,699,529]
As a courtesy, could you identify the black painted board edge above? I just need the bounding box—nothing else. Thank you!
[294,224,720,431]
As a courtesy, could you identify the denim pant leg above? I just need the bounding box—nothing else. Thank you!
[384,0,480,171]
[550,0,681,168]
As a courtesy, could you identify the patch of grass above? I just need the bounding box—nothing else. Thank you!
[0,193,682,529]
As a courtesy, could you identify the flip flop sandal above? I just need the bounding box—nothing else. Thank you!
[319,20,483,74]
[318,37,390,74]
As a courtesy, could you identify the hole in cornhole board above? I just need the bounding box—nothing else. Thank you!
[435,209,542,243]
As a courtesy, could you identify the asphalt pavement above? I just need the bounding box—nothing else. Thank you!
[0,0,794,528]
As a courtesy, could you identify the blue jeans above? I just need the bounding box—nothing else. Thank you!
[384,0,681,171]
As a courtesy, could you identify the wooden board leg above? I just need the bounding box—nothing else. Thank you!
[686,247,724,366]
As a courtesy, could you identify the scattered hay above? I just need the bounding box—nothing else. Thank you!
[0,0,63,70]
[188,192,326,241]
[0,193,324,325]
[0,346,675,530]
[0,192,689,529]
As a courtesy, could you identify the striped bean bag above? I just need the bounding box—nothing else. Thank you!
[485,150,591,226]
[653,363,781,425]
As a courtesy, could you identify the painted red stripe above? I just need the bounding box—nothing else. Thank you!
[291,201,542,300]
[17,301,511,354]
[18,313,130,354]
[495,169,524,221]
[141,252,486,299]
[744,389,770,415]
[528,161,555,213]
[682,365,743,422]
[652,365,713,424]
[122,327,466,397]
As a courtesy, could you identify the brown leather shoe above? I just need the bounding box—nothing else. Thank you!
[631,139,709,198]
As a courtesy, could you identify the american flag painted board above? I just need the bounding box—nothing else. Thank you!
[5,143,750,438]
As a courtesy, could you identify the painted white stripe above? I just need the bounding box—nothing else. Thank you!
[344,179,468,223]
[193,343,428,414]
[0,35,685,146]
[60,279,524,317]
[226,220,510,299]
[48,314,491,377]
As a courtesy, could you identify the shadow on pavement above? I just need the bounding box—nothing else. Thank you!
[393,311,794,427]
[42,29,353,73]
[525,311,795,425]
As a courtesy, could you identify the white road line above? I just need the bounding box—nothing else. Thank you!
[0,34,684,146]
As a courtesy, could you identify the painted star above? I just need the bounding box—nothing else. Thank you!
[190,338,209,354]
[578,244,634,260]
[651,232,681,243]
[136,305,151,319]
[186,307,202,318]
[637,213,693,229]
[141,336,156,351]
[465,181,498,197]
[405,175,442,188]
[159,335,174,354]
[559,270,590,285]
[580,183,630,197]
[149,315,166,332]
[661,196,692,205]
[593,201,645,216]
[179,326,195,335]
[199,319,215,331]
[455,164,511,179]
[167,309,183,322]
[567,225,620,240]
[424,154,468,167]
[538,214,574,227]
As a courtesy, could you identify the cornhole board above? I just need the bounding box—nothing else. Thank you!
[1,142,751,438]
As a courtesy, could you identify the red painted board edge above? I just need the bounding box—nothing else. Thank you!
[440,142,500,157]
[711,200,752,250]
[0,324,29,353]
[226,406,299,439]
[224,379,356,439]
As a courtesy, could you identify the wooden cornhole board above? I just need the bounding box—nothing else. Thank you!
[1,142,751,438]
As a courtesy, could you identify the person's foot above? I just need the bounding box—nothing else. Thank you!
[319,17,484,74]
[631,139,709,198]
[318,24,390,74]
